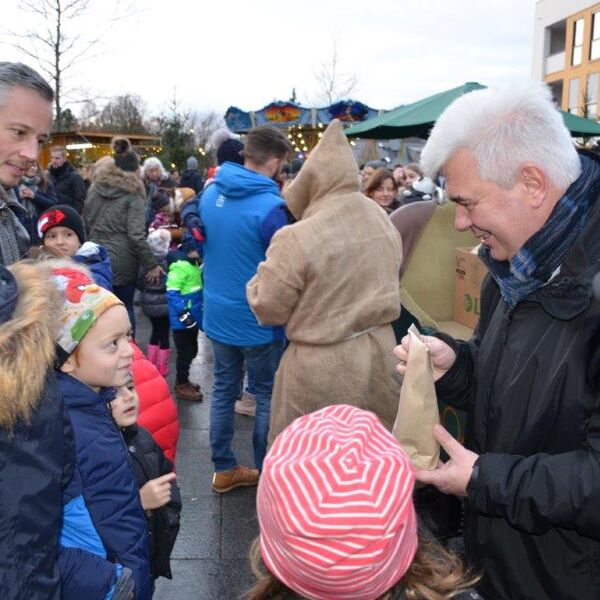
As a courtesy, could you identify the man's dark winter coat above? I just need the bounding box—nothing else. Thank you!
[179,169,203,194]
[48,161,87,214]
[436,157,600,600]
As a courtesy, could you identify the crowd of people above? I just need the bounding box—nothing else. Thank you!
[2,58,600,600]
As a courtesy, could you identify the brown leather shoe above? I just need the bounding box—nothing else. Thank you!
[212,465,259,493]
[175,381,203,401]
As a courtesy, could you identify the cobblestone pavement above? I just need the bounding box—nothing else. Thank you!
[136,312,259,599]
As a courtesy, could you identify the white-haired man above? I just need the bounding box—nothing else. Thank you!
[395,82,600,600]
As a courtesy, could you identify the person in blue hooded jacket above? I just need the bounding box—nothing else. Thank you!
[191,125,293,494]
[48,264,152,600]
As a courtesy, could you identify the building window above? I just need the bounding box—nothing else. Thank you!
[587,73,599,118]
[573,18,584,65]
[569,77,580,114]
[592,13,600,60]
[548,80,564,107]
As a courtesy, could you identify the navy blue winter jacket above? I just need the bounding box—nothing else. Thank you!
[0,371,73,600]
[57,373,152,600]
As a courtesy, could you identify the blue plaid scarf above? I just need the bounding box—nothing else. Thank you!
[479,154,600,309]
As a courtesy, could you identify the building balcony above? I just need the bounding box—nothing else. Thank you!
[545,51,566,74]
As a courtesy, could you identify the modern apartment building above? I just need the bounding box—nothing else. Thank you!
[533,0,600,117]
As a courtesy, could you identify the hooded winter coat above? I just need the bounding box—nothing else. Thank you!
[0,261,73,600]
[247,120,403,443]
[435,153,600,600]
[84,159,157,286]
[199,161,289,346]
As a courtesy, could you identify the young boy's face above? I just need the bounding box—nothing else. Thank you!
[44,226,81,257]
[110,384,139,428]
[61,305,134,391]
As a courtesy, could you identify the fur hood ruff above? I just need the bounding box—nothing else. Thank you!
[0,261,62,429]
[92,157,145,198]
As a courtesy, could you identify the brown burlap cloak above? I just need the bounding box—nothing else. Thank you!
[247,119,403,443]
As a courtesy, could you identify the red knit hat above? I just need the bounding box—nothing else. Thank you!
[257,404,418,600]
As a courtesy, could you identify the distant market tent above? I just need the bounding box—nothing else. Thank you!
[224,100,382,154]
[345,82,600,139]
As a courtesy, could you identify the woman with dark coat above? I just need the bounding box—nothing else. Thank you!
[18,161,57,243]
[84,138,163,335]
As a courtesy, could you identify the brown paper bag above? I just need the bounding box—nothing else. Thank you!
[393,324,440,470]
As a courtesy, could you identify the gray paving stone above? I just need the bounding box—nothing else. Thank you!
[136,311,260,598]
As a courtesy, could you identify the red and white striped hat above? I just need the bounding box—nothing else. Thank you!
[257,404,418,600]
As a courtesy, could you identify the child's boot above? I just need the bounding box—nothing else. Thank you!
[157,348,171,377]
[146,344,159,367]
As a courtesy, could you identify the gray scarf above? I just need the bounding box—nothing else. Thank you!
[0,185,30,266]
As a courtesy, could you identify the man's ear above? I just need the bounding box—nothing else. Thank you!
[60,355,76,374]
[519,163,546,209]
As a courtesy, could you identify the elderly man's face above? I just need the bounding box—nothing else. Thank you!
[444,148,533,262]
[0,86,52,187]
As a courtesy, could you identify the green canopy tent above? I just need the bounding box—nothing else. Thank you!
[345,82,600,139]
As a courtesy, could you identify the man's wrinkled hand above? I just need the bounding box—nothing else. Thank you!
[415,425,478,497]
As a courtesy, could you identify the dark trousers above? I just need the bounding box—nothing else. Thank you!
[113,282,137,337]
[172,327,198,384]
[149,316,170,349]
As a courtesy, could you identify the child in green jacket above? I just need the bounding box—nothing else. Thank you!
[166,233,203,401]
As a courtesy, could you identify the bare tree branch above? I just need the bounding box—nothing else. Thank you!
[310,38,358,106]
[8,0,135,129]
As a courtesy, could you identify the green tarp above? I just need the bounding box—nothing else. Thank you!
[345,82,600,139]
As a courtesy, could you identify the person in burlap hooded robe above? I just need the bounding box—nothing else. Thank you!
[247,119,403,443]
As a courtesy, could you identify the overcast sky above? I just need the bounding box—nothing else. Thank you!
[2,0,536,118]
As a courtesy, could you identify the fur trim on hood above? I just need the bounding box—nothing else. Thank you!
[0,260,62,430]
[92,157,145,198]
[283,119,359,221]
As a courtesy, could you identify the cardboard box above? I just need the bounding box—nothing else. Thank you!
[453,248,487,329]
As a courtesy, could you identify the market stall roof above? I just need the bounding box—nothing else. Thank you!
[345,82,600,139]
[224,100,382,133]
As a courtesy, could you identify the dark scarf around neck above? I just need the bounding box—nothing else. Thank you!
[479,154,600,309]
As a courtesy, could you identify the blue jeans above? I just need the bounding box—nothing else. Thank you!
[209,338,285,472]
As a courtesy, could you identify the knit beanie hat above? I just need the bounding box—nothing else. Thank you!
[186,156,198,170]
[38,205,85,245]
[257,404,418,600]
[212,127,244,165]
[147,229,171,257]
[112,137,140,172]
[51,266,123,366]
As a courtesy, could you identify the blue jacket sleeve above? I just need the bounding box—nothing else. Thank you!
[58,545,118,600]
[259,204,291,250]
[167,289,188,316]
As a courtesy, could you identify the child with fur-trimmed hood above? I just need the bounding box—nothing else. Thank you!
[0,260,74,600]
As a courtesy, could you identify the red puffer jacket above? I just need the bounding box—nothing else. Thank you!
[131,344,179,465]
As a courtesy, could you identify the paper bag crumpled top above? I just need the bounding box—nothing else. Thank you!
[392,324,440,471]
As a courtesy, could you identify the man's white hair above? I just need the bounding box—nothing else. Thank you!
[420,81,581,190]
